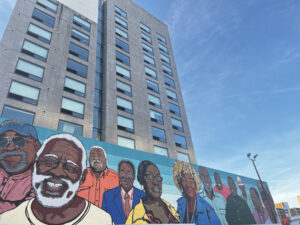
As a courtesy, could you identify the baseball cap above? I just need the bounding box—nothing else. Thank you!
[0,120,38,139]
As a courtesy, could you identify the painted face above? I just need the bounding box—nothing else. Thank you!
[89,147,107,172]
[258,182,277,223]
[250,188,263,211]
[0,131,40,174]
[119,162,134,192]
[227,177,237,196]
[181,172,196,199]
[143,165,162,199]
[214,173,223,190]
[33,139,82,208]
[198,166,212,192]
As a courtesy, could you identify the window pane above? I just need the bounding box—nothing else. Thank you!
[117,97,132,114]
[162,65,173,76]
[174,134,187,149]
[158,43,168,54]
[140,23,150,33]
[144,54,155,67]
[154,146,168,157]
[28,23,52,43]
[64,77,85,97]
[152,127,166,143]
[115,27,128,40]
[142,43,153,55]
[171,118,183,132]
[115,16,127,29]
[116,38,129,53]
[147,80,159,93]
[118,136,134,149]
[160,53,171,65]
[115,6,127,19]
[164,76,175,88]
[2,106,34,124]
[71,28,90,46]
[37,0,57,13]
[148,94,160,108]
[22,40,48,61]
[61,97,84,118]
[117,115,134,133]
[145,66,156,79]
[116,65,131,80]
[116,50,130,66]
[166,89,178,101]
[141,32,152,44]
[15,59,44,81]
[157,33,167,44]
[117,80,131,96]
[169,102,180,116]
[9,81,39,104]
[150,110,163,125]
[67,58,87,77]
[177,152,190,162]
[58,120,82,136]
[32,8,55,28]
[69,42,89,61]
[73,15,90,32]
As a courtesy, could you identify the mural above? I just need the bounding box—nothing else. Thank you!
[0,118,280,224]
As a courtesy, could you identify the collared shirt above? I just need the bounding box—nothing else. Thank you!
[214,185,231,200]
[77,167,119,208]
[120,187,134,209]
[0,168,34,214]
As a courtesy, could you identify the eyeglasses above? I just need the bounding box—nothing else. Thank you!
[37,158,80,174]
[0,136,31,149]
[144,173,163,182]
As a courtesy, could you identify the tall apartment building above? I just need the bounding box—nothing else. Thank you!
[0,0,196,163]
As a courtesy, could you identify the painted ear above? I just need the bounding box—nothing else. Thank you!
[80,169,87,184]
[35,140,41,151]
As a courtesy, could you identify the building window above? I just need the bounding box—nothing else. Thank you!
[27,23,52,44]
[117,97,133,114]
[142,43,153,55]
[160,53,171,65]
[146,80,159,93]
[158,43,168,54]
[15,58,44,82]
[2,106,35,124]
[157,33,167,44]
[162,65,173,76]
[116,38,129,53]
[8,81,40,105]
[115,6,127,19]
[118,136,135,149]
[144,54,155,67]
[64,77,85,97]
[140,22,150,33]
[169,102,180,116]
[117,115,134,133]
[32,8,55,28]
[116,65,130,80]
[117,80,132,96]
[164,76,175,88]
[154,146,168,157]
[174,134,187,149]
[37,0,58,13]
[177,152,190,162]
[69,42,89,61]
[66,58,87,77]
[71,28,90,46]
[152,127,166,143]
[73,15,90,32]
[171,118,183,132]
[116,50,130,66]
[22,40,48,62]
[150,110,163,125]
[148,94,161,108]
[145,66,157,79]
[115,16,127,29]
[166,89,178,102]
[141,32,152,44]
[58,120,82,136]
[115,27,128,40]
[61,97,84,119]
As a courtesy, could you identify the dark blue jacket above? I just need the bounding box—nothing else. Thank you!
[102,186,145,225]
[177,194,222,225]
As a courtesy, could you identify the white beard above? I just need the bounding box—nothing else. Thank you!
[91,159,102,168]
[32,165,80,208]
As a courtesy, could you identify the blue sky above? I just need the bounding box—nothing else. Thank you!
[1,0,299,207]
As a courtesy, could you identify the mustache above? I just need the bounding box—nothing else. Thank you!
[0,150,27,173]
[120,177,132,182]
[91,159,102,166]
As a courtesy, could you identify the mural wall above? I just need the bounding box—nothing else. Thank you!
[0,118,280,224]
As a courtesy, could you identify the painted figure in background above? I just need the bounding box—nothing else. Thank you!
[237,176,248,203]
[103,160,145,224]
[257,181,279,224]
[77,146,119,208]
[250,187,269,224]
[214,172,231,200]
[173,161,222,225]
[126,160,180,224]
[225,176,256,225]
[198,166,228,225]
[1,134,114,224]
[0,120,41,214]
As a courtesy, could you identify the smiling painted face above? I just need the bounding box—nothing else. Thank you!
[181,172,196,199]
[143,165,162,200]
[199,166,212,192]
[214,172,223,190]
[227,177,237,196]
[119,162,134,192]
[89,147,106,173]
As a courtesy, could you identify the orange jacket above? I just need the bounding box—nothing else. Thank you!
[77,167,119,208]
